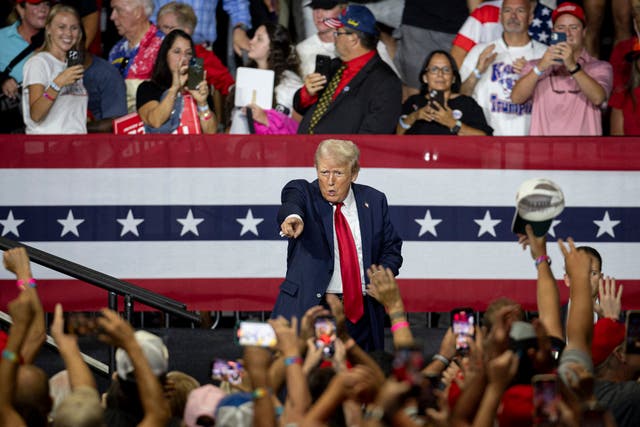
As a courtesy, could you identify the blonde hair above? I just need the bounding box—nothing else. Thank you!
[165,371,200,419]
[314,139,360,174]
[43,4,81,52]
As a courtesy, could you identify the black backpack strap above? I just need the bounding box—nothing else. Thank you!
[1,30,44,82]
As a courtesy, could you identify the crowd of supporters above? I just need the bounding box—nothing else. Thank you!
[0,0,638,135]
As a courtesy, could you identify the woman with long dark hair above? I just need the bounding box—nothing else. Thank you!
[396,50,492,136]
[136,29,216,134]
[231,22,302,134]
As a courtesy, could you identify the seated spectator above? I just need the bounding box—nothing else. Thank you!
[156,2,234,99]
[230,22,302,135]
[108,0,163,112]
[22,3,88,134]
[0,0,49,133]
[136,29,217,134]
[397,50,493,135]
[609,2,640,136]
[459,0,547,135]
[511,2,613,135]
[294,5,401,134]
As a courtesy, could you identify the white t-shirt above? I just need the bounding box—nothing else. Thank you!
[460,37,546,135]
[274,69,303,116]
[296,34,400,79]
[22,52,88,134]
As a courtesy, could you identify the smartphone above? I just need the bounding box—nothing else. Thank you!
[187,57,204,90]
[66,49,83,67]
[236,321,277,348]
[451,308,475,356]
[532,374,559,426]
[625,310,640,354]
[314,54,331,77]
[392,348,425,386]
[549,32,567,45]
[211,358,243,385]
[429,89,445,110]
[65,312,101,336]
[314,316,337,358]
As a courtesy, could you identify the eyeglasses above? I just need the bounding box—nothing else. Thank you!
[549,69,581,94]
[425,66,452,75]
[333,31,353,37]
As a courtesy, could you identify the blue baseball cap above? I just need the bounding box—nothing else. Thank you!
[338,4,378,35]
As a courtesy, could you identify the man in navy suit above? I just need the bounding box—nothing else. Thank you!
[272,139,403,350]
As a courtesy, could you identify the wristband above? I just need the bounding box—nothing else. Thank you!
[197,104,209,113]
[569,63,582,75]
[43,91,55,101]
[535,255,551,268]
[2,349,19,363]
[252,387,271,399]
[16,278,36,290]
[432,353,450,367]
[49,81,61,92]
[398,114,411,130]
[533,65,544,77]
[284,356,302,366]
[390,320,409,332]
[473,68,482,79]
[389,311,406,321]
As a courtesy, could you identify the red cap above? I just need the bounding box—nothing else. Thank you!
[551,2,586,25]
[17,0,51,4]
[591,318,625,367]
[496,384,534,427]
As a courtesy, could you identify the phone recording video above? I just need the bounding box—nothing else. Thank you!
[314,316,337,358]
[625,311,640,355]
[315,54,331,77]
[236,321,277,348]
[66,49,83,67]
[532,374,559,426]
[429,89,445,110]
[187,57,204,90]
[392,348,425,386]
[451,308,475,356]
[211,358,243,385]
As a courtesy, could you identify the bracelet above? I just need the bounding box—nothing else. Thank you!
[398,114,411,130]
[535,255,551,268]
[49,81,61,92]
[16,278,36,290]
[199,111,213,121]
[569,63,582,75]
[388,311,406,321]
[473,68,482,79]
[2,349,19,363]
[432,353,450,367]
[390,320,409,332]
[284,356,302,366]
[197,104,209,113]
[43,91,55,101]
[252,387,271,399]
[533,65,544,77]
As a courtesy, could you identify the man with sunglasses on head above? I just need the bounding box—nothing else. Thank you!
[511,2,612,135]
[293,4,401,134]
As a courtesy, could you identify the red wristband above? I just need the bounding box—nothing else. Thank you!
[16,278,36,290]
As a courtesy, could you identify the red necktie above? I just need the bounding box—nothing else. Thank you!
[334,203,363,323]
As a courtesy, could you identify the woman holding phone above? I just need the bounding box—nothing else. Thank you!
[397,50,492,136]
[22,3,87,134]
[136,29,216,134]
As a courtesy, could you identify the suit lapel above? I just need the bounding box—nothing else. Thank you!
[312,180,335,258]
[327,55,379,114]
[354,184,372,276]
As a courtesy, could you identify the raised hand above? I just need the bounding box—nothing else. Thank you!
[594,276,623,320]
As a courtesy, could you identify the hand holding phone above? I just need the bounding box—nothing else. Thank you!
[66,49,83,68]
[314,316,337,358]
[236,321,277,348]
[314,54,331,78]
[451,307,475,356]
[550,32,567,63]
[532,374,559,426]
[429,89,445,110]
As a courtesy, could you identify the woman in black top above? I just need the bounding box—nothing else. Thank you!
[397,50,493,136]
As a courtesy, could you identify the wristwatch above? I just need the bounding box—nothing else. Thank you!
[450,120,462,134]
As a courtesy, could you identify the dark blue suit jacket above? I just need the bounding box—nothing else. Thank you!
[272,179,403,349]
